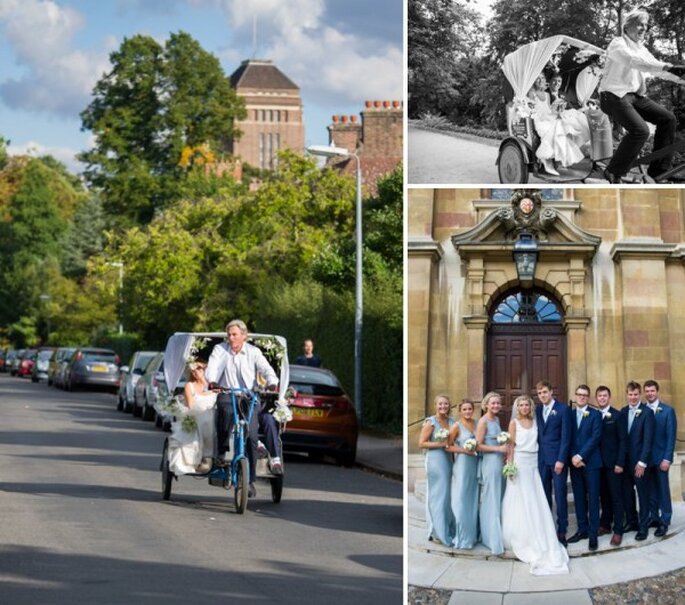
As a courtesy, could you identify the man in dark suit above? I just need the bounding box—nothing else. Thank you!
[620,381,655,541]
[596,385,626,546]
[535,380,572,546]
[568,384,603,551]
[644,379,677,537]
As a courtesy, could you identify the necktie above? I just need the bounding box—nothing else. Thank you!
[628,407,636,432]
[543,405,550,422]
[577,410,582,428]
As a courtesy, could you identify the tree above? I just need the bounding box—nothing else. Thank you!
[0,136,9,170]
[80,32,246,226]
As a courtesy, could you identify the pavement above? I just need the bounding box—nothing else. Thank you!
[356,430,403,480]
[409,482,685,603]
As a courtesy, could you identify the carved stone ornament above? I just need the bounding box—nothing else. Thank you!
[496,190,558,239]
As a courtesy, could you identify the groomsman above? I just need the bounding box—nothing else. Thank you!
[535,380,572,546]
[644,379,677,537]
[620,381,655,541]
[568,384,603,551]
[596,386,626,546]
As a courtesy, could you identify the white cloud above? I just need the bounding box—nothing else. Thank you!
[8,140,84,174]
[0,0,110,117]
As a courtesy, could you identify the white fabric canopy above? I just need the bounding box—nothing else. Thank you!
[502,35,605,100]
[575,66,600,105]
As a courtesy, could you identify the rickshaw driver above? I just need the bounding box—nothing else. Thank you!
[206,319,283,497]
[599,8,685,183]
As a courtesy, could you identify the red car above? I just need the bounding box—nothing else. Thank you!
[18,349,38,377]
[282,365,359,466]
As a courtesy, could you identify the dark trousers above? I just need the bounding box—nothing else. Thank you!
[570,466,601,537]
[599,466,625,534]
[599,91,676,177]
[622,463,651,532]
[648,465,672,526]
[539,462,569,534]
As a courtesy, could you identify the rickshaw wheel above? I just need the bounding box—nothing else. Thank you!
[498,141,529,183]
[270,476,283,504]
[161,438,174,501]
[234,457,249,514]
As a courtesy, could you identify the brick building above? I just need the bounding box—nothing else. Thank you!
[326,99,403,193]
[229,59,304,170]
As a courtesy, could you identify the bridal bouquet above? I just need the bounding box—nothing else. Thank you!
[433,427,449,442]
[496,431,511,445]
[502,462,518,479]
[272,402,293,424]
[181,414,198,433]
[463,438,478,452]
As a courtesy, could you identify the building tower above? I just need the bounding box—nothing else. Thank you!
[229,59,304,170]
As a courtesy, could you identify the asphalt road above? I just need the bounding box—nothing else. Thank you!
[0,374,402,604]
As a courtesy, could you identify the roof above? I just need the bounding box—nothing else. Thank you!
[230,59,299,91]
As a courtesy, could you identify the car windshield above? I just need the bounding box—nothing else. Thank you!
[133,353,156,371]
[38,350,54,360]
[290,369,345,397]
[84,352,116,363]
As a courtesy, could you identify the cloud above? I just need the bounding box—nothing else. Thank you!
[8,140,84,174]
[0,0,110,117]
[215,0,402,104]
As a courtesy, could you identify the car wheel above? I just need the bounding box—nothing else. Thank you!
[161,438,174,500]
[117,393,124,411]
[133,399,142,417]
[270,476,283,504]
[142,398,155,421]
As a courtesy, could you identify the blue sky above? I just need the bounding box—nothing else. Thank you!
[0,0,403,173]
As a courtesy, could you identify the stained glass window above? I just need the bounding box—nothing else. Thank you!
[491,290,563,323]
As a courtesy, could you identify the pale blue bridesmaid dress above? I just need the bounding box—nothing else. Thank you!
[479,417,504,554]
[425,415,455,545]
[450,421,479,549]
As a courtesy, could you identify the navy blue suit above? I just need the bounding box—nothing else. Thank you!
[648,401,677,527]
[599,406,627,534]
[536,400,572,535]
[620,403,655,533]
[569,406,603,537]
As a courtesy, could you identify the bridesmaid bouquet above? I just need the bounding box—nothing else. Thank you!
[464,438,478,452]
[496,431,511,445]
[433,427,449,442]
[502,462,518,479]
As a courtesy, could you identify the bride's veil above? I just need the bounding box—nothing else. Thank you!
[511,394,538,427]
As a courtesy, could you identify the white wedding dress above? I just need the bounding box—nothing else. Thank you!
[502,419,569,575]
[168,384,217,475]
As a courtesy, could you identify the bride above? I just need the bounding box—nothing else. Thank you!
[168,360,217,475]
[502,395,569,575]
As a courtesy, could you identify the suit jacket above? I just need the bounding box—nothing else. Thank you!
[536,399,571,466]
[619,403,655,467]
[570,406,603,469]
[599,406,626,468]
[649,401,677,465]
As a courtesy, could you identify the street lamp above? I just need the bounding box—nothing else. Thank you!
[107,261,124,334]
[39,294,51,344]
[513,232,539,288]
[306,144,363,426]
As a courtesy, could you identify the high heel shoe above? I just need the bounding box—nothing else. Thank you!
[541,158,559,176]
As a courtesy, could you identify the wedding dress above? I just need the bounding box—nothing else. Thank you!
[502,419,569,575]
[531,97,590,167]
[168,385,217,475]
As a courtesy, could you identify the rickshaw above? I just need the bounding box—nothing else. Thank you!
[497,35,685,184]
[158,331,291,514]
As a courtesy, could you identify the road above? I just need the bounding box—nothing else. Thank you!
[408,124,548,185]
[0,374,402,604]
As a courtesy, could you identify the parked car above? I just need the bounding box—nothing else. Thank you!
[65,347,120,392]
[118,351,159,413]
[282,365,358,466]
[9,349,24,376]
[133,352,167,421]
[31,347,56,382]
[18,349,38,378]
[0,348,7,372]
[48,347,77,387]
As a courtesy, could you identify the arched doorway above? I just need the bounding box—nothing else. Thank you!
[486,288,567,426]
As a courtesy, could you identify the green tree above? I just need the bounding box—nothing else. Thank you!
[80,31,245,226]
[0,136,9,170]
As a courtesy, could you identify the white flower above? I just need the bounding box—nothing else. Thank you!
[181,415,197,433]
[503,462,518,479]
[272,403,293,424]
[582,411,589,418]
[605,412,612,419]
[496,431,511,445]
[433,428,449,442]
[463,438,478,452]
[550,409,557,416]
[635,409,642,417]
[656,407,663,414]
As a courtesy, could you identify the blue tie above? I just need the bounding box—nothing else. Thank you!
[628,407,636,432]
[577,410,582,428]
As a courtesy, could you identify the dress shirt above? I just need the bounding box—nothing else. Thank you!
[576,406,586,428]
[599,406,611,418]
[206,342,278,389]
[543,402,553,422]
[599,34,667,98]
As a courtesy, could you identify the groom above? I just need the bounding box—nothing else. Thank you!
[535,380,572,546]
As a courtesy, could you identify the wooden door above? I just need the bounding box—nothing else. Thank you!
[486,324,566,427]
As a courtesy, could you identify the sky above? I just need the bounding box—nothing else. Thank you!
[0,0,403,173]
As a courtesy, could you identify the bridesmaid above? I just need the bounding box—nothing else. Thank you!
[418,394,455,545]
[447,400,479,549]
[475,391,508,555]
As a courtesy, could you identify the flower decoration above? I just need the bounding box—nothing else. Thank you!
[503,462,518,479]
[433,427,449,442]
[187,337,211,366]
[550,409,557,416]
[605,412,612,419]
[272,403,293,424]
[250,336,286,370]
[656,407,663,414]
[181,414,197,433]
[154,394,183,418]
[635,409,642,417]
[582,411,590,418]
[496,431,511,445]
[464,438,478,452]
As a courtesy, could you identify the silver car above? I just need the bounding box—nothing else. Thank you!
[133,352,166,421]
[117,351,158,413]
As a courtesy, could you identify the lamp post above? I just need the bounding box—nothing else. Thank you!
[107,261,124,334]
[512,232,539,288]
[39,294,51,344]
[306,144,363,426]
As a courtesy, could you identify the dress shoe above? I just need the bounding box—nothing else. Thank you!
[648,520,661,529]
[654,525,668,537]
[603,168,621,184]
[635,531,648,541]
[610,533,623,546]
[567,531,589,543]
[248,482,256,498]
[598,526,611,536]
[557,533,567,547]
[589,536,598,551]
[623,522,639,533]
[270,456,283,475]
[542,158,560,176]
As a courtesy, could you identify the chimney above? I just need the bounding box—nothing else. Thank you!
[327,113,362,152]
[361,100,403,156]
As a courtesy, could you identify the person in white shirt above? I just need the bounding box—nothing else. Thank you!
[206,319,281,497]
[598,8,683,182]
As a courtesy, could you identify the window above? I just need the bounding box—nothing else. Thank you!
[489,189,564,200]
[491,290,563,324]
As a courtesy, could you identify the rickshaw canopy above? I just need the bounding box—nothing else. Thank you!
[164,332,290,401]
[502,35,604,105]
